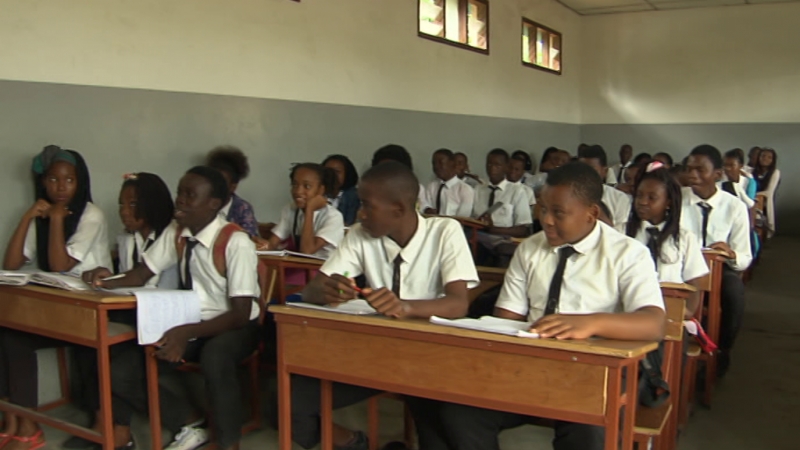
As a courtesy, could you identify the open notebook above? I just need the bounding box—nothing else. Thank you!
[135,290,202,345]
[430,316,539,338]
[289,299,377,315]
[0,271,90,291]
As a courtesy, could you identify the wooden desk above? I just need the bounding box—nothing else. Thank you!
[258,254,324,304]
[0,285,136,450]
[697,250,725,405]
[271,306,658,450]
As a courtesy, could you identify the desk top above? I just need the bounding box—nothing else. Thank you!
[0,285,136,304]
[257,254,325,266]
[422,214,486,229]
[270,305,658,359]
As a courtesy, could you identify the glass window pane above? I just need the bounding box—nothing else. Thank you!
[419,0,444,37]
[467,0,487,50]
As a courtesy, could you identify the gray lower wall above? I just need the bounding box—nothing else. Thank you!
[0,80,580,246]
[582,123,799,237]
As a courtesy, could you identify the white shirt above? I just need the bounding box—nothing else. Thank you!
[23,202,112,277]
[717,180,754,209]
[219,198,232,219]
[603,185,632,227]
[117,230,178,288]
[272,203,345,259]
[495,222,665,322]
[460,176,482,188]
[143,217,260,321]
[527,172,549,192]
[680,187,752,271]
[472,179,533,228]
[605,169,619,186]
[509,180,536,206]
[422,176,475,217]
[617,221,709,284]
[611,162,632,184]
[320,215,479,301]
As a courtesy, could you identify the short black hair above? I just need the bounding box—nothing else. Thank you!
[361,161,420,208]
[690,144,723,169]
[620,144,632,151]
[545,162,603,207]
[454,152,467,159]
[372,144,413,171]
[290,163,337,196]
[653,152,673,167]
[206,145,250,184]
[122,173,175,239]
[633,153,652,165]
[186,165,229,203]
[724,149,744,166]
[540,147,560,167]
[487,148,510,163]
[511,150,533,172]
[578,145,608,167]
[322,154,359,190]
[433,148,455,160]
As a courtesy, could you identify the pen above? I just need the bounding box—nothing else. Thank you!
[340,272,363,295]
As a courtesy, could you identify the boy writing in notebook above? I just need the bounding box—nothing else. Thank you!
[85,166,260,450]
[422,148,474,217]
[293,161,479,450]
[437,162,665,450]
[681,145,752,376]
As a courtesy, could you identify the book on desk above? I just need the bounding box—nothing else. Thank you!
[0,271,90,291]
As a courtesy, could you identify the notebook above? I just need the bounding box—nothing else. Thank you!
[0,271,90,291]
[289,299,377,315]
[430,316,540,338]
[135,290,202,345]
[255,250,326,261]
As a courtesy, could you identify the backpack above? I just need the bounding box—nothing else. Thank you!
[176,223,244,277]
[638,342,670,407]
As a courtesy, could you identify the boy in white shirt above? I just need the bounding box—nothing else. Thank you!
[422,149,474,217]
[507,154,536,208]
[454,152,483,188]
[681,145,752,376]
[609,144,633,185]
[88,166,261,450]
[438,162,665,450]
[579,145,632,227]
[292,161,479,450]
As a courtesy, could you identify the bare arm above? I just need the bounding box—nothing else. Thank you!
[84,263,156,289]
[532,306,665,341]
[4,215,35,270]
[46,210,79,272]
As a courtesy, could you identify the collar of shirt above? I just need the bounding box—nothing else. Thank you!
[441,176,460,189]
[688,186,722,208]
[180,215,227,249]
[490,178,509,191]
[381,213,426,265]
[134,230,157,245]
[640,220,666,233]
[550,221,602,256]
[219,197,233,218]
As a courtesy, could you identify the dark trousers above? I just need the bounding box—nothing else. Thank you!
[111,321,259,448]
[0,328,68,408]
[439,403,604,450]
[720,265,746,351]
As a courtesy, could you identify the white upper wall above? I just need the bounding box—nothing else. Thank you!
[580,3,800,125]
[0,0,581,124]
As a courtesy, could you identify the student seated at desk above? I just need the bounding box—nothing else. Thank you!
[752,147,780,237]
[609,143,633,185]
[0,146,111,450]
[511,150,536,182]
[454,152,483,188]
[422,148,474,217]
[85,166,261,450]
[438,162,665,450]
[323,154,361,226]
[262,163,344,258]
[527,147,567,192]
[206,146,259,238]
[722,149,756,204]
[372,144,426,209]
[472,149,533,238]
[621,162,709,318]
[507,154,536,208]
[578,145,632,228]
[681,145,752,377]
[291,161,479,450]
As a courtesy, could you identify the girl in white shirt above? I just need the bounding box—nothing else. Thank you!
[265,163,344,259]
[623,162,709,318]
[752,147,781,237]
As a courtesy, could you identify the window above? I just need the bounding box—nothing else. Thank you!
[522,19,561,74]
[418,0,489,54]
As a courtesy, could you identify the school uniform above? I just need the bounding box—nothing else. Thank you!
[291,215,479,450]
[755,168,781,236]
[422,176,475,217]
[605,168,619,185]
[680,187,751,352]
[272,203,345,258]
[22,202,112,277]
[472,179,533,228]
[439,222,664,450]
[460,175,483,188]
[603,185,632,227]
[527,172,549,192]
[718,180,755,209]
[116,230,178,288]
[611,161,631,184]
[219,193,259,238]
[509,179,536,207]
[618,221,709,284]
[111,216,261,448]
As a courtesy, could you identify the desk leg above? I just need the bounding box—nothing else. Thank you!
[320,380,333,450]
[277,266,287,305]
[278,329,292,450]
[470,229,478,260]
[604,367,622,450]
[146,346,162,450]
[621,361,639,450]
[97,313,115,450]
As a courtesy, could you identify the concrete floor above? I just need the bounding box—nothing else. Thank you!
[34,236,800,450]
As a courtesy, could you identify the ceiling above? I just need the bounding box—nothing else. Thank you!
[557,0,800,15]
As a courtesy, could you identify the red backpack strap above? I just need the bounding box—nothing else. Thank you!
[212,223,245,277]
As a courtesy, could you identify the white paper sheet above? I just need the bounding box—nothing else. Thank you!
[430,315,539,338]
[289,299,377,315]
[135,290,202,345]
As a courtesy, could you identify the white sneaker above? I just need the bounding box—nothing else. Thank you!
[165,425,210,450]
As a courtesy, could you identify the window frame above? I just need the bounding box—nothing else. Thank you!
[521,18,562,75]
[417,0,490,55]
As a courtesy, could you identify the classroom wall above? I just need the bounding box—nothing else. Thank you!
[580,3,800,235]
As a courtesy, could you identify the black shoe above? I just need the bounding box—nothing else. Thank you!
[381,442,412,450]
[63,436,96,449]
[335,431,369,450]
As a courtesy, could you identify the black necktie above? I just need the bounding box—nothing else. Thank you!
[435,183,446,213]
[292,209,302,249]
[132,237,153,269]
[180,239,199,290]
[391,254,403,298]
[488,186,499,208]
[698,203,713,247]
[646,227,660,268]
[545,246,577,315]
